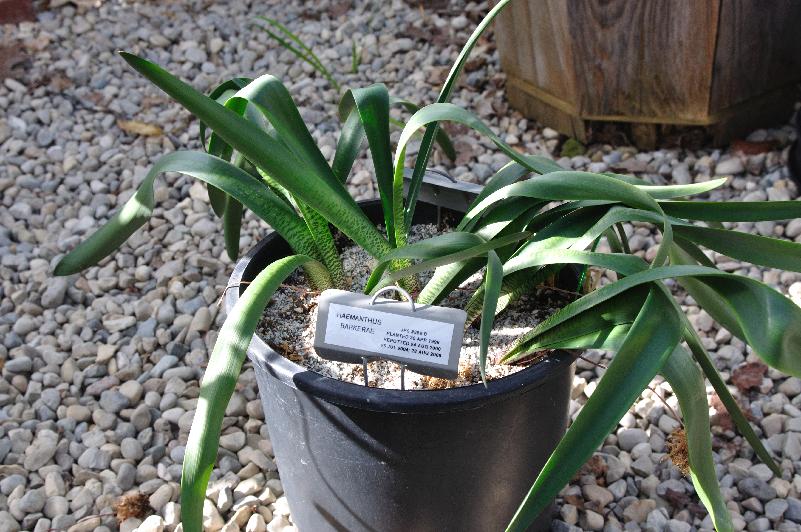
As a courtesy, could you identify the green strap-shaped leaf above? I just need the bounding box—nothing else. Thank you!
[498,246,781,479]
[507,287,682,531]
[462,171,662,223]
[462,174,597,236]
[599,172,728,200]
[380,232,532,286]
[457,206,608,321]
[389,96,456,161]
[363,231,485,294]
[201,77,253,153]
[222,194,243,260]
[208,177,230,219]
[376,232,485,263]
[499,203,683,283]
[614,223,631,254]
[500,251,648,361]
[218,83,339,278]
[181,255,324,532]
[54,151,331,288]
[119,52,390,260]
[602,171,656,186]
[599,172,725,202]
[522,206,645,257]
[228,75,335,188]
[667,253,801,376]
[397,104,579,218]
[500,283,771,527]
[505,247,648,279]
[393,106,670,265]
[222,77,356,282]
[576,235,601,290]
[256,166,297,209]
[205,80,283,259]
[253,16,340,91]
[219,151,257,261]
[339,85,396,244]
[497,248,781,511]
[417,258,486,306]
[674,224,801,272]
[514,263,801,377]
[460,204,612,318]
[518,203,610,244]
[474,201,544,242]
[331,108,365,183]
[499,250,782,479]
[662,200,801,222]
[55,173,156,276]
[660,346,734,531]
[673,236,717,267]
[529,203,662,269]
[406,0,516,223]
[202,77,252,218]
[502,287,648,362]
[633,178,727,199]
[463,265,559,326]
[671,244,783,475]
[331,95,457,187]
[296,201,341,284]
[457,162,531,230]
[419,201,544,305]
[479,250,503,384]
[295,200,345,288]
[682,325,782,476]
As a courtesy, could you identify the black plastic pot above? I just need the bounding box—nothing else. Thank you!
[225,180,575,532]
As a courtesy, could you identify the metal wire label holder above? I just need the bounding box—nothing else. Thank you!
[313,286,467,388]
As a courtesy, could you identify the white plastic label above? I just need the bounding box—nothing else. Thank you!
[324,303,453,366]
[313,289,466,379]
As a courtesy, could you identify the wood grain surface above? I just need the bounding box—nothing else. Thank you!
[495,0,801,145]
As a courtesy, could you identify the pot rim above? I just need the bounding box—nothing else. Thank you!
[226,200,576,414]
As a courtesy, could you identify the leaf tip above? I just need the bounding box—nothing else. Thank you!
[225,246,239,262]
[118,51,144,70]
[53,257,76,277]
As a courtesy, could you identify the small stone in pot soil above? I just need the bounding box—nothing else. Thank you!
[256,224,575,390]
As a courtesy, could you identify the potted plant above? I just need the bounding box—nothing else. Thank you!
[54,2,801,531]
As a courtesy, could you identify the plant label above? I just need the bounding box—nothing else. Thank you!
[314,289,467,379]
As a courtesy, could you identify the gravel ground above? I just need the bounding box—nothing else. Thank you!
[1,1,800,531]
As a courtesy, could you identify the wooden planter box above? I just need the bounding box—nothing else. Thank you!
[495,0,801,147]
[0,0,34,24]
